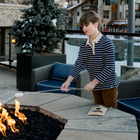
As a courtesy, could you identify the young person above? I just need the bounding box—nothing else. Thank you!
[61,11,119,109]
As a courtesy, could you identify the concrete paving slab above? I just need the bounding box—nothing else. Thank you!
[0,90,18,103]
[54,105,134,119]
[7,92,70,106]
[65,117,137,133]
[40,94,94,112]
[58,129,138,140]
[0,68,16,90]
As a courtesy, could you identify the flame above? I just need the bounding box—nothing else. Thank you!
[7,115,19,133]
[0,108,19,135]
[0,100,27,137]
[1,108,9,122]
[0,120,6,137]
[15,100,27,124]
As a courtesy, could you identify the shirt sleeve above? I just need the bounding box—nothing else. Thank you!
[94,39,115,84]
[69,43,86,80]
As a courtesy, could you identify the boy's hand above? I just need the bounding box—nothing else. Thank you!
[84,79,99,91]
[61,81,70,92]
[61,76,74,92]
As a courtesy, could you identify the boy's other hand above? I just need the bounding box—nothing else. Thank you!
[84,79,99,91]
[84,81,96,91]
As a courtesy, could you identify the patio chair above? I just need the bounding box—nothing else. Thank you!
[117,78,140,139]
[31,62,94,101]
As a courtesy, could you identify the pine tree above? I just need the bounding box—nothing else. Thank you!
[12,0,67,56]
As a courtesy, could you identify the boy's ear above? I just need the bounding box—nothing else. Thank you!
[94,22,98,28]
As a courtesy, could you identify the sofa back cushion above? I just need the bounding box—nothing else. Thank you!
[50,62,74,81]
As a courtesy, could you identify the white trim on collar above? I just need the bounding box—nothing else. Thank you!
[86,33,103,55]
[86,32,103,46]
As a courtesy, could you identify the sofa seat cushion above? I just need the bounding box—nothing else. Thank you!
[36,79,76,95]
[117,97,140,119]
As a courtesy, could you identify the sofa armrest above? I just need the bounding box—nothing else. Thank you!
[118,78,140,99]
[76,70,94,101]
[31,63,54,91]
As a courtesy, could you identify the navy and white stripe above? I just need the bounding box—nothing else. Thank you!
[69,35,120,90]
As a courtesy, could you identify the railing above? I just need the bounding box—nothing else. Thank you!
[0,30,140,74]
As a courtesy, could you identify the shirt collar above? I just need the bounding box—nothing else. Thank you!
[86,32,103,46]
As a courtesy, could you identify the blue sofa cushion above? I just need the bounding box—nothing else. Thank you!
[117,97,140,119]
[50,62,74,81]
[36,79,76,95]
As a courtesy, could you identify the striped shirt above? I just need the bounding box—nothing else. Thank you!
[69,34,120,90]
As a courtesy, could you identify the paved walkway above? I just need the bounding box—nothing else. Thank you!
[0,67,138,140]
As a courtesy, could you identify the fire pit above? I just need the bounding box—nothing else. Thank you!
[0,100,67,140]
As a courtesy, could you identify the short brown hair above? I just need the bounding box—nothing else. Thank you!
[79,10,101,31]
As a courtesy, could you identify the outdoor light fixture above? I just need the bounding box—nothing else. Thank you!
[12,39,16,44]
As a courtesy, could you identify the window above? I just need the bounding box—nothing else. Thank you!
[112,11,114,19]
[135,11,140,18]
[120,12,122,19]
[103,11,109,18]
[125,0,128,4]
[126,11,128,18]
[103,0,111,5]
[77,12,80,16]
[135,25,139,32]
[77,0,80,3]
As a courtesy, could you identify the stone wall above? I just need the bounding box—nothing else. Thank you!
[1,0,23,4]
[5,28,9,56]
[0,4,31,27]
[112,39,140,59]
[119,65,140,80]
[4,28,17,59]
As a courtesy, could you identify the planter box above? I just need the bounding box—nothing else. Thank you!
[17,53,66,91]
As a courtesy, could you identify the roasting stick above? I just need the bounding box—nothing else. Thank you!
[40,87,85,93]
[15,88,86,97]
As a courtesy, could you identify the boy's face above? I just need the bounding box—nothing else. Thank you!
[82,22,98,37]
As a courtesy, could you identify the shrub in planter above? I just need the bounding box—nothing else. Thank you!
[11,0,67,91]
[12,0,66,55]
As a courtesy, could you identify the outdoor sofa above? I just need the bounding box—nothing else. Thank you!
[31,62,93,101]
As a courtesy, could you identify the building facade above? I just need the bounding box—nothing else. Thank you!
[66,0,140,33]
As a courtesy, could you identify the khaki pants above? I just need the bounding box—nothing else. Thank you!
[92,87,118,109]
